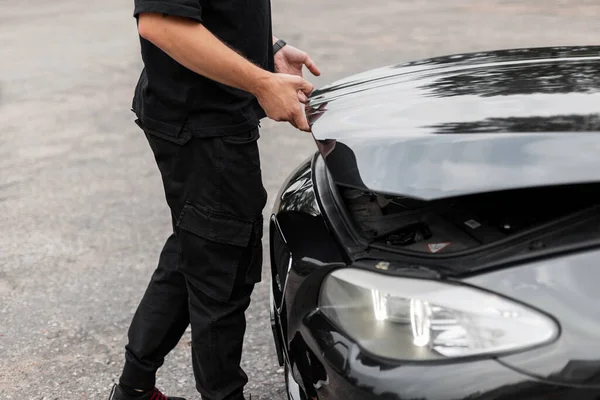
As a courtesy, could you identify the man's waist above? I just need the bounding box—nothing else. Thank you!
[134,107,263,138]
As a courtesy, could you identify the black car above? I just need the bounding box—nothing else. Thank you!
[268,46,600,400]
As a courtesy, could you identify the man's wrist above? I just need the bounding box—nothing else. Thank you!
[247,68,272,97]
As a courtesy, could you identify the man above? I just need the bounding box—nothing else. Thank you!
[108,0,320,399]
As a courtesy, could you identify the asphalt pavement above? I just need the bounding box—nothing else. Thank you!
[1,0,599,399]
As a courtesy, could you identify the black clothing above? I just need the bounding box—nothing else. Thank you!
[120,123,267,400]
[132,0,275,137]
[123,1,272,397]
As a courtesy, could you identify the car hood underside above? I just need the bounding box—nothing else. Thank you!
[306,46,600,200]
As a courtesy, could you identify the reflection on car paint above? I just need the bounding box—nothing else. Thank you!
[469,248,600,386]
[271,46,600,400]
[307,46,600,200]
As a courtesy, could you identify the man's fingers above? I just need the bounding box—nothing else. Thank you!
[304,55,321,76]
[297,91,308,104]
[292,107,310,132]
[294,116,310,132]
[296,78,314,96]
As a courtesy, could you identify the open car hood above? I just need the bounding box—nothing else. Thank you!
[307,46,600,200]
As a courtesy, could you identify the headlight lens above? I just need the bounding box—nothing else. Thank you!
[319,268,558,360]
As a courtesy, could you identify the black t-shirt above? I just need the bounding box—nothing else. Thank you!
[132,0,274,137]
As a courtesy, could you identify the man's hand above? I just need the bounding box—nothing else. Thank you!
[254,73,314,132]
[275,44,321,78]
[275,44,320,104]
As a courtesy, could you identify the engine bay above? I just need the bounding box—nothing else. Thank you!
[340,184,600,254]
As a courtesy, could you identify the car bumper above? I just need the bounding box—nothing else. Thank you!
[293,312,600,400]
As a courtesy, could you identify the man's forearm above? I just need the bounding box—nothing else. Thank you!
[139,13,270,95]
[137,14,314,131]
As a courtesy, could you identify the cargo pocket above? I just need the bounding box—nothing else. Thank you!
[135,117,191,145]
[220,129,261,169]
[221,129,260,145]
[176,202,254,302]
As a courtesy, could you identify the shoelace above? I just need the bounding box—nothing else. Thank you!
[150,388,168,400]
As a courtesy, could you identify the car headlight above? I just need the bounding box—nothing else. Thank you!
[319,268,558,360]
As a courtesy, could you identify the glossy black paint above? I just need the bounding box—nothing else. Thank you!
[269,155,600,400]
[270,46,600,400]
[270,156,344,300]
[298,312,600,400]
[287,306,598,400]
[467,248,600,387]
[307,46,600,200]
[269,155,346,380]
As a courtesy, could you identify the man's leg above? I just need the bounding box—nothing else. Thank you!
[132,126,266,399]
[117,122,196,393]
[185,252,257,400]
[171,129,267,400]
[119,233,190,392]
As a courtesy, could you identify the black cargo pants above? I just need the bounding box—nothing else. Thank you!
[119,121,268,400]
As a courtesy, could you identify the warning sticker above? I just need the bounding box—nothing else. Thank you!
[427,242,451,253]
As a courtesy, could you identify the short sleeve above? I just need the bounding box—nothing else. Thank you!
[134,0,203,22]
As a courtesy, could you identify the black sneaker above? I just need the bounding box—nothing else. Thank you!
[108,384,186,400]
